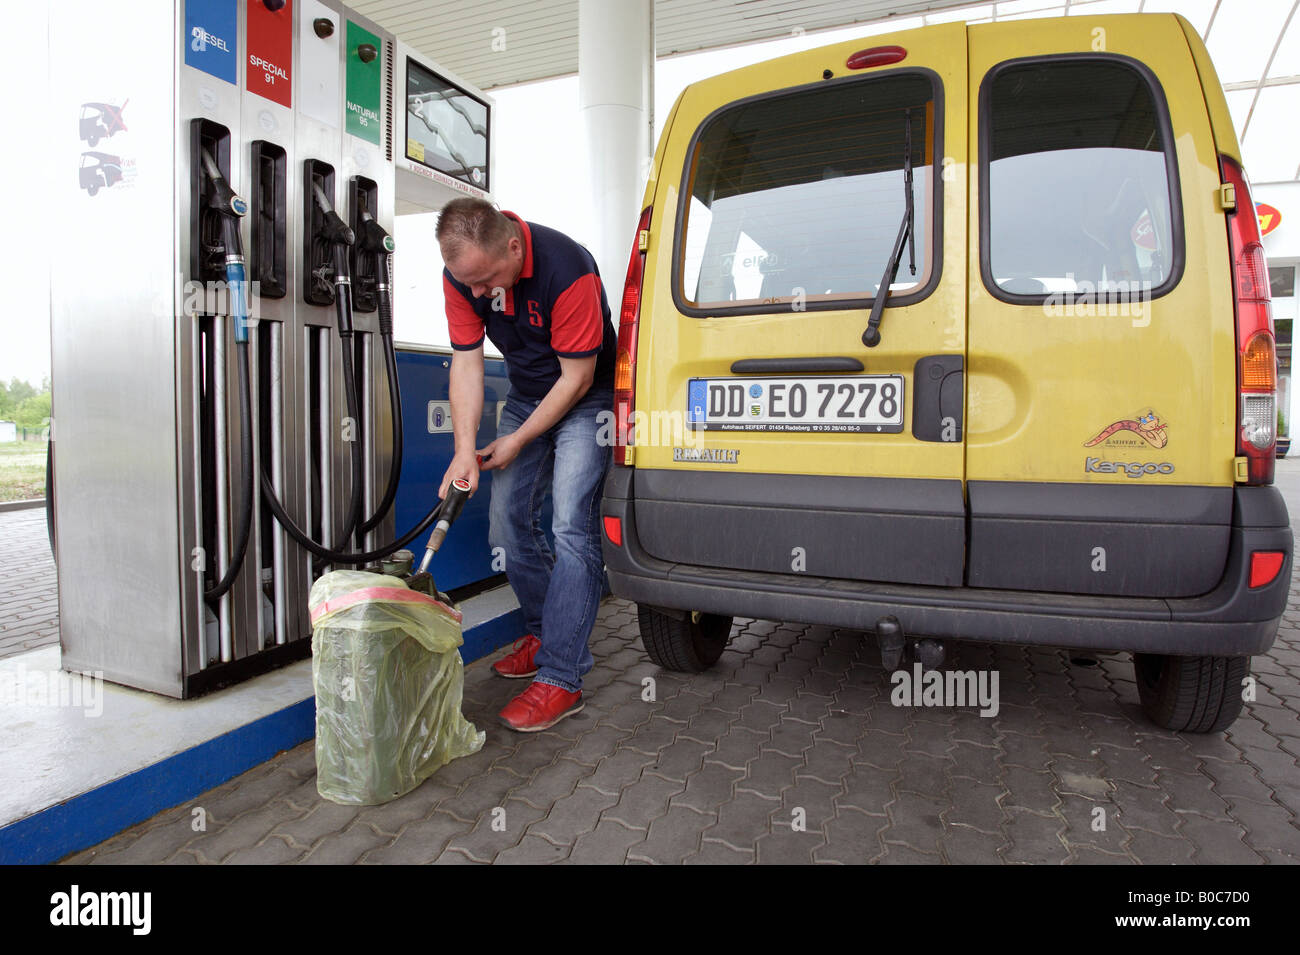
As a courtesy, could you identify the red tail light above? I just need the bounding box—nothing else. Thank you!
[1249,550,1285,588]
[614,206,651,466]
[1222,156,1276,485]
[603,515,623,548]
[846,46,907,70]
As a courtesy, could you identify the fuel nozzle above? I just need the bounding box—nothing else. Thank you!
[312,181,354,247]
[201,148,247,259]
[311,182,355,332]
[358,210,395,335]
[357,209,391,256]
[417,478,471,574]
[201,148,250,342]
[201,150,245,222]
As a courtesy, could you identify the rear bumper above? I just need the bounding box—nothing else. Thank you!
[601,468,1292,657]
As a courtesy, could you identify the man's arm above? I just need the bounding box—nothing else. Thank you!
[478,355,595,471]
[439,345,485,496]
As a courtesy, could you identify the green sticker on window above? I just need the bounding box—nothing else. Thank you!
[345,21,382,146]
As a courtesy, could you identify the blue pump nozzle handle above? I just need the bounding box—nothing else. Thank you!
[201,149,251,343]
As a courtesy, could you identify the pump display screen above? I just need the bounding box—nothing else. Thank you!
[406,58,489,191]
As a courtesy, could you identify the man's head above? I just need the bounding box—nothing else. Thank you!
[436,198,524,299]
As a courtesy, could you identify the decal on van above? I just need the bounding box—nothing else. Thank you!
[1084,410,1168,449]
[673,448,740,464]
[1084,458,1174,478]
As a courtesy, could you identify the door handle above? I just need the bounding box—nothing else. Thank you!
[729,357,865,375]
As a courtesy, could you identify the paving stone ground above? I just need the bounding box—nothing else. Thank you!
[59,590,1300,864]
[0,507,58,660]
[21,464,1300,864]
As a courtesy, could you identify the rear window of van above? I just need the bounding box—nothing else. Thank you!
[675,72,941,315]
[980,56,1183,302]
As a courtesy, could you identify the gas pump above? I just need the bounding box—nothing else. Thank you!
[47,0,478,698]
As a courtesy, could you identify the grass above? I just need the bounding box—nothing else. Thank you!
[0,441,47,502]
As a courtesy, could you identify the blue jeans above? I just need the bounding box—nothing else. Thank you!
[489,387,613,693]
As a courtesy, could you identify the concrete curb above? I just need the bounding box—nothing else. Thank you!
[0,499,46,513]
[0,603,523,864]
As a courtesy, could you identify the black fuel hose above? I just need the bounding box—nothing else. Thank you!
[201,150,255,604]
[334,326,364,550]
[204,342,255,602]
[260,465,446,565]
[357,217,401,538]
[328,238,367,551]
[46,432,55,558]
[358,327,402,537]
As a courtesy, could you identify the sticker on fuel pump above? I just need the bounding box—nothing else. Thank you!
[246,0,293,108]
[345,21,383,146]
[185,0,238,86]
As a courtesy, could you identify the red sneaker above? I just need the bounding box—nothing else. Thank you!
[499,681,584,732]
[492,634,542,679]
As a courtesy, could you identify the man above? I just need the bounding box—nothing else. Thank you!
[435,198,616,732]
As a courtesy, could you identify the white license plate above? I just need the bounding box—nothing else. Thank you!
[686,375,904,433]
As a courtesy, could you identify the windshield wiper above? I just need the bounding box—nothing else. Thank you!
[862,108,916,348]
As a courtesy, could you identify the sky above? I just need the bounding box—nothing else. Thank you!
[5,0,1297,386]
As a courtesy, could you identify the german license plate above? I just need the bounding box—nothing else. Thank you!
[686,376,904,433]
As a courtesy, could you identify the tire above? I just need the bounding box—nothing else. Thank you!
[46,439,55,558]
[86,182,99,196]
[1133,652,1249,733]
[637,604,732,672]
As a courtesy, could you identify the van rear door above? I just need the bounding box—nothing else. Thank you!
[965,15,1236,597]
[633,23,969,587]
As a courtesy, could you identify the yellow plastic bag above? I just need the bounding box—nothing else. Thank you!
[308,570,484,805]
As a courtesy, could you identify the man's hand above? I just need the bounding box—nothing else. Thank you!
[488,356,596,466]
[439,449,480,498]
[443,345,485,497]
[477,432,522,471]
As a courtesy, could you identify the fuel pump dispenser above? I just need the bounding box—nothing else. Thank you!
[47,0,478,699]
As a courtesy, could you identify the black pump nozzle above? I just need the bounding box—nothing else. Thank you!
[312,181,355,246]
[358,210,395,334]
[417,478,471,573]
[201,149,242,217]
[311,181,355,334]
[201,148,247,266]
[358,209,391,255]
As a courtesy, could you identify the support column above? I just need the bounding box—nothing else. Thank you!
[579,0,654,293]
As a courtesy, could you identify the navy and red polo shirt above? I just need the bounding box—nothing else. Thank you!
[443,211,617,400]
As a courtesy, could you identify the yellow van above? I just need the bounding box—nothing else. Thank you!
[600,13,1290,732]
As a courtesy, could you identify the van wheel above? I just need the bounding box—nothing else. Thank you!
[1133,653,1248,733]
[637,605,732,672]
